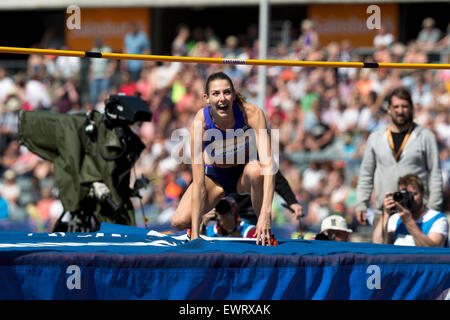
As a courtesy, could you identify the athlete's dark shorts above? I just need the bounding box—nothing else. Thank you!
[205,164,246,195]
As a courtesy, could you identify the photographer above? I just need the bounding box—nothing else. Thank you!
[373,174,449,247]
[200,197,257,238]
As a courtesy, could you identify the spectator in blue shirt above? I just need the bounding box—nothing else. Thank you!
[123,23,151,82]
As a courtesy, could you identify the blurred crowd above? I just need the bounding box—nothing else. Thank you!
[0,17,449,239]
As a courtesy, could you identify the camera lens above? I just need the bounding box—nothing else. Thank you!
[393,191,404,202]
[391,190,415,213]
[315,232,332,241]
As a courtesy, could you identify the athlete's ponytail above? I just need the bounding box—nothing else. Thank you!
[234,92,247,107]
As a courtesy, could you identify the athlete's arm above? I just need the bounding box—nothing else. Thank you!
[244,102,275,245]
[190,110,206,240]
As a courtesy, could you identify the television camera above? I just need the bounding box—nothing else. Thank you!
[19,94,152,232]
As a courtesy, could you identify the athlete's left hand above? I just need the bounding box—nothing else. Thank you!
[255,211,272,246]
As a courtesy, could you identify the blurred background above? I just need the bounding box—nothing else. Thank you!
[0,0,448,242]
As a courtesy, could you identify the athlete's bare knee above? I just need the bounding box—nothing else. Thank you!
[245,161,263,183]
[171,209,189,230]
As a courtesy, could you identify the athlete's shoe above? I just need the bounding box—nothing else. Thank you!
[262,234,278,246]
[186,228,192,242]
[270,234,279,246]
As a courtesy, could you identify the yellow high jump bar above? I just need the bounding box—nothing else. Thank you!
[0,46,449,70]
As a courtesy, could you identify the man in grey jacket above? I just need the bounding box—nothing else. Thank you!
[355,86,443,226]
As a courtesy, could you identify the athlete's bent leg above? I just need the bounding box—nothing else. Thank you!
[237,161,264,216]
[171,177,225,231]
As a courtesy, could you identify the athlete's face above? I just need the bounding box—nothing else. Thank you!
[205,79,235,116]
[388,96,413,127]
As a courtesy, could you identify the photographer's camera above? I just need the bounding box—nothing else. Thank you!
[390,189,414,214]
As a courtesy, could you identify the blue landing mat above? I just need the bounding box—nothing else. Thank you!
[0,223,449,300]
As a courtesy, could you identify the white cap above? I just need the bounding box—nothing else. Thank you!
[321,215,352,233]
